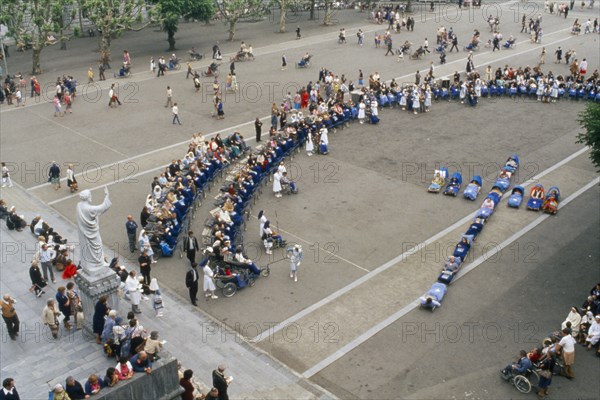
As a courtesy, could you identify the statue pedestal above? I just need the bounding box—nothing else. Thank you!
[74,267,121,338]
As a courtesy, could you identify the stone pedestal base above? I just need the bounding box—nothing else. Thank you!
[74,268,120,338]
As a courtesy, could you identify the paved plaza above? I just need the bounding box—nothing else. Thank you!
[1,2,599,399]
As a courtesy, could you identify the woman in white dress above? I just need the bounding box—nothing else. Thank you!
[550,81,559,102]
[358,100,366,124]
[319,128,329,154]
[138,230,156,263]
[459,83,467,104]
[126,271,143,313]
[412,90,420,114]
[306,132,314,156]
[536,79,545,101]
[203,263,218,299]
[399,89,407,110]
[424,89,432,112]
[258,210,268,238]
[370,100,378,117]
[273,170,283,198]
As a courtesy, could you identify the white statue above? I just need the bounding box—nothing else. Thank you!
[76,187,112,274]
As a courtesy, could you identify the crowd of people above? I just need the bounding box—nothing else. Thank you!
[1,4,599,398]
[501,282,600,398]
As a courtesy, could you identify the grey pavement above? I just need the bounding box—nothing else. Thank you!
[1,2,600,399]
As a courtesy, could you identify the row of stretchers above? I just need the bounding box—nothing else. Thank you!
[420,155,561,311]
[427,164,561,214]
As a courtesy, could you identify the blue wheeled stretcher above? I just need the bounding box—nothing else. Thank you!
[507,185,525,208]
[443,172,463,197]
[463,175,483,200]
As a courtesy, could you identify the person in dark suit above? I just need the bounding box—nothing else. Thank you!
[212,365,231,400]
[0,378,20,400]
[183,231,199,265]
[29,261,46,297]
[185,263,199,306]
[255,117,263,142]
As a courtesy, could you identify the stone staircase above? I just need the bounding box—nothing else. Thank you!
[232,381,335,400]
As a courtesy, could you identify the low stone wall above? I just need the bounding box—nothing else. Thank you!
[96,352,183,400]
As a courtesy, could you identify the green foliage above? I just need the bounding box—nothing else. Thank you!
[83,0,148,47]
[577,103,600,172]
[0,0,74,73]
[215,0,263,40]
[184,0,214,23]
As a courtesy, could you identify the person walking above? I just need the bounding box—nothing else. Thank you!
[172,103,182,125]
[29,261,46,297]
[165,86,173,108]
[87,67,94,83]
[66,164,77,192]
[108,84,121,107]
[39,243,57,283]
[229,60,235,76]
[212,42,220,59]
[138,249,151,286]
[288,245,303,282]
[53,95,63,117]
[492,34,500,51]
[42,298,60,339]
[98,63,106,81]
[255,117,263,142]
[212,365,232,400]
[1,295,20,340]
[203,261,218,300]
[424,38,430,53]
[296,26,301,39]
[185,263,199,306]
[539,47,546,64]
[126,215,138,253]
[1,162,13,188]
[183,231,199,265]
[385,37,394,56]
[449,35,459,52]
[0,378,21,400]
[281,54,287,70]
[555,47,563,63]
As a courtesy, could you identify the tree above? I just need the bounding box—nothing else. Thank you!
[82,0,149,67]
[577,103,600,172]
[0,0,74,74]
[271,0,292,33]
[155,0,214,51]
[215,0,263,41]
[323,0,332,25]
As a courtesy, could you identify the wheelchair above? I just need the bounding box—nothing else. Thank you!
[410,48,425,60]
[214,263,270,298]
[463,43,480,52]
[500,368,540,394]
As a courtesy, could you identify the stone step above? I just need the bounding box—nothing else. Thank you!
[232,382,319,400]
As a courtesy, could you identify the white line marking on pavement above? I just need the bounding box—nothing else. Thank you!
[27,110,128,157]
[29,114,272,191]
[248,213,371,273]
[251,146,589,343]
[278,227,370,272]
[301,176,599,378]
